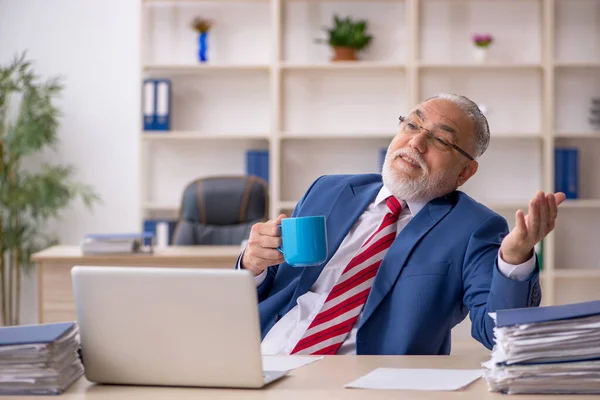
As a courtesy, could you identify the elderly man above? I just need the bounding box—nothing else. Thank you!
[239,93,564,356]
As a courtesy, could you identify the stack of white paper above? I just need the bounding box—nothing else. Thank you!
[483,300,600,395]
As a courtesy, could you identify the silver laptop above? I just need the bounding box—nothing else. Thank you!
[71,266,288,388]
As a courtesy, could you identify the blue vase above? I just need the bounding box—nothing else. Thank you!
[198,32,208,63]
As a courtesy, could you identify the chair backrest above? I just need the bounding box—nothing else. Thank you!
[172,176,269,245]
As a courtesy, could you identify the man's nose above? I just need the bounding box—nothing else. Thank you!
[408,130,429,154]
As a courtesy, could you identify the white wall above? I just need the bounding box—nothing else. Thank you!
[0,0,140,323]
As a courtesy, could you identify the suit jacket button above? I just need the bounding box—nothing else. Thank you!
[275,313,281,321]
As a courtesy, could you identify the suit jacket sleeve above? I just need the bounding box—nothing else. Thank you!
[462,214,541,350]
[254,175,326,302]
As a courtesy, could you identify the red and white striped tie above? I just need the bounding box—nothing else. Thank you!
[290,196,403,355]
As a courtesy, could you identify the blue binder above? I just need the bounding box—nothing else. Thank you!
[555,147,579,199]
[0,322,75,346]
[554,148,565,193]
[565,148,579,199]
[246,149,269,184]
[496,300,600,328]
[154,79,171,131]
[142,79,156,130]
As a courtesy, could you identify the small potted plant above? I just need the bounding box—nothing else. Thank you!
[316,15,373,62]
[472,33,493,63]
[191,17,213,63]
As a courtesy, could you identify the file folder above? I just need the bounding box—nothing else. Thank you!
[155,79,171,131]
[246,150,269,184]
[142,79,156,130]
[0,322,76,346]
[496,300,600,327]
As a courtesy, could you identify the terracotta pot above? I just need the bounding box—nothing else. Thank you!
[331,47,357,61]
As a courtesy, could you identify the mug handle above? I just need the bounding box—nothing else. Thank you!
[276,224,284,253]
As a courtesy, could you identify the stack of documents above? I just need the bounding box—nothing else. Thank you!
[81,232,154,254]
[0,322,84,395]
[483,300,600,395]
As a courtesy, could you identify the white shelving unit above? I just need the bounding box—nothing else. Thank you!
[140,0,600,311]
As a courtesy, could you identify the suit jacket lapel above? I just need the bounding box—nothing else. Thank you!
[290,180,383,304]
[359,195,455,328]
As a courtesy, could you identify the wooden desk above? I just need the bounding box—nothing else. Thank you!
[19,355,591,399]
[31,245,242,324]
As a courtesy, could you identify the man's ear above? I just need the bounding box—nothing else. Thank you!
[457,160,478,187]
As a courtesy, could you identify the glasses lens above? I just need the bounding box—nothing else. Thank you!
[430,136,452,151]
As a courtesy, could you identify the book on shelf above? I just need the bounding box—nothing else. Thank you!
[81,232,154,254]
[0,322,84,395]
[554,147,578,199]
[142,78,171,131]
[590,98,600,130]
[246,149,269,184]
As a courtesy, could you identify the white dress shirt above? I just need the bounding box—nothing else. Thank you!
[243,186,536,355]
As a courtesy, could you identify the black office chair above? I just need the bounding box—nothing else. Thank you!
[172,175,269,245]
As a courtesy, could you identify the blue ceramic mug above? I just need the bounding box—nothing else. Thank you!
[277,216,327,267]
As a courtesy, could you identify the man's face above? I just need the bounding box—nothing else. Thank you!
[382,98,478,202]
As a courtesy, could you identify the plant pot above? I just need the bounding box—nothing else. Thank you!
[473,46,488,63]
[331,47,357,62]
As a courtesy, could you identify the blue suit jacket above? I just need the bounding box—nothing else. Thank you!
[253,174,541,355]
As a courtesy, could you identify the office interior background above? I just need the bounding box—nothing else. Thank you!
[1,0,599,349]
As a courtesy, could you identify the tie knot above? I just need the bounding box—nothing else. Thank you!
[385,196,402,218]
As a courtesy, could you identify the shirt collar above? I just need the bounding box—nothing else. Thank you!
[375,185,428,216]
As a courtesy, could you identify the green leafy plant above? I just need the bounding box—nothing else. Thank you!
[0,53,101,325]
[317,14,373,51]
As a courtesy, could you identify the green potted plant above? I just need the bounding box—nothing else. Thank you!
[0,53,100,325]
[316,15,373,61]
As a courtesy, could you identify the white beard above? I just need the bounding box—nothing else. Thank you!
[381,148,460,202]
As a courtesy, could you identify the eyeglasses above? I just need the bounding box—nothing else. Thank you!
[398,116,474,161]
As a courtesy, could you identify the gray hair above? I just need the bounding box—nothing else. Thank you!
[426,93,490,159]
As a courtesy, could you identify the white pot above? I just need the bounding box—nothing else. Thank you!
[473,47,488,63]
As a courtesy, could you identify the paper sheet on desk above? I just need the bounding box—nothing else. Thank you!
[345,368,483,391]
[262,355,323,372]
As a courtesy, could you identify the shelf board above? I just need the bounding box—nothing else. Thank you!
[144,0,267,2]
[418,62,543,70]
[281,62,406,71]
[143,64,271,73]
[553,269,600,279]
[490,134,542,140]
[142,131,271,140]
[286,0,399,2]
[555,62,600,69]
[145,203,180,212]
[561,199,600,209]
[281,132,394,139]
[278,201,298,210]
[555,133,600,139]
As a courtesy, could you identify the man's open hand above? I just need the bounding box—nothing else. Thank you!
[500,191,566,265]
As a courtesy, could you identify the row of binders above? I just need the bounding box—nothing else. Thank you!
[0,322,83,395]
[484,299,600,395]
